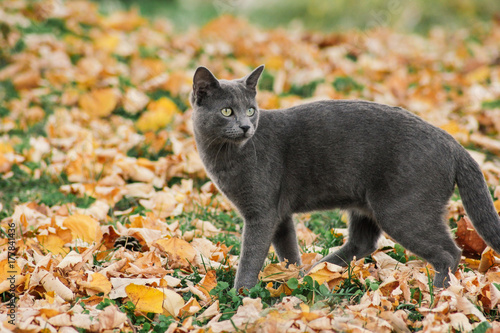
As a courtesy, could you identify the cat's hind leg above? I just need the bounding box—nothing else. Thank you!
[272,216,302,266]
[373,201,461,288]
[319,211,382,266]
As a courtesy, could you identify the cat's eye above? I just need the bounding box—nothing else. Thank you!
[221,108,233,117]
[247,107,255,117]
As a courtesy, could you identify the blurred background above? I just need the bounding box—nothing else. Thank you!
[96,0,500,33]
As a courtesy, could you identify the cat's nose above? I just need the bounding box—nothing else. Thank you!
[240,125,250,133]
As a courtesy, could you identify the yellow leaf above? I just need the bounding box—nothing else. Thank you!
[266,282,293,297]
[37,234,67,256]
[39,308,61,319]
[0,259,20,282]
[79,88,118,118]
[136,97,179,132]
[125,284,164,314]
[63,214,103,243]
[258,262,301,283]
[465,65,490,84]
[179,297,202,317]
[264,55,285,70]
[88,273,112,294]
[102,9,147,31]
[162,288,185,317]
[307,262,343,285]
[94,33,120,53]
[154,237,197,268]
[439,121,469,137]
[196,270,218,298]
[494,200,500,214]
[479,247,498,274]
[162,71,191,96]
[0,143,14,154]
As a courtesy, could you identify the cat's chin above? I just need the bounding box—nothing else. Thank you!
[223,135,253,145]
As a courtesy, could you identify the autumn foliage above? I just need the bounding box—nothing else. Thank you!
[1,0,500,332]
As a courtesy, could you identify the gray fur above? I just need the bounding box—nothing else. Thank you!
[190,66,500,290]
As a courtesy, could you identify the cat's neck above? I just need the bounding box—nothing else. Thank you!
[196,136,257,173]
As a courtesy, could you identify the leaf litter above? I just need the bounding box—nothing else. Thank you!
[0,0,500,332]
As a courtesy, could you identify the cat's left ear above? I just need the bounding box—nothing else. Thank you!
[244,65,265,91]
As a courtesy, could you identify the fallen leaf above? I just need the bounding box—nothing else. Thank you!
[125,283,164,314]
[306,262,343,285]
[259,261,301,282]
[81,273,112,295]
[162,288,185,317]
[154,237,197,269]
[63,214,103,244]
[136,97,179,132]
[179,298,202,317]
[79,88,118,118]
[455,216,487,258]
[196,270,218,298]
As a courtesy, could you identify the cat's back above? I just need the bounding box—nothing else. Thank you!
[259,99,455,148]
[257,99,461,186]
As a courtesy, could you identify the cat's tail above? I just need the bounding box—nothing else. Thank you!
[455,148,500,253]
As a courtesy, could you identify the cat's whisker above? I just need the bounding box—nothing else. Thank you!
[203,136,219,151]
[250,137,258,164]
[214,142,226,169]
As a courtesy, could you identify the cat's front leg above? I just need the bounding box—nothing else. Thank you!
[272,216,302,266]
[234,215,276,291]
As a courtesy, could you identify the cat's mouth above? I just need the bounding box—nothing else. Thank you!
[224,128,254,142]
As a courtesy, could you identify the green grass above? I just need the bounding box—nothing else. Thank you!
[0,165,95,219]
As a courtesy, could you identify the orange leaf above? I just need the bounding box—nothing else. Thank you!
[87,273,112,295]
[258,261,301,283]
[306,262,343,286]
[455,216,487,258]
[37,234,67,256]
[63,214,103,244]
[196,270,218,298]
[154,237,197,269]
[79,88,118,118]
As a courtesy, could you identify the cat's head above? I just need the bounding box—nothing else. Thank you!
[190,65,264,145]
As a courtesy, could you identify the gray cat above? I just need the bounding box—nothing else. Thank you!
[190,65,500,290]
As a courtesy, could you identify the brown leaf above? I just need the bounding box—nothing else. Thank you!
[259,261,301,283]
[478,247,500,273]
[154,237,198,269]
[455,216,487,258]
[196,270,218,299]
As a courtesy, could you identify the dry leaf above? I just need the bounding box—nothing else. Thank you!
[306,262,343,285]
[154,237,197,269]
[37,270,74,301]
[136,97,179,132]
[196,270,218,299]
[162,288,185,317]
[455,216,487,258]
[79,88,118,118]
[125,283,164,314]
[81,273,112,295]
[259,261,301,282]
[179,298,202,317]
[63,214,103,244]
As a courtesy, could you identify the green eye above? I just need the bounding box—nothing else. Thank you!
[247,107,255,117]
[221,108,233,117]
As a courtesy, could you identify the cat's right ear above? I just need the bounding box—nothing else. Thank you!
[192,67,220,105]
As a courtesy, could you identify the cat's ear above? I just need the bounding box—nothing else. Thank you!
[244,65,265,91]
[192,67,220,104]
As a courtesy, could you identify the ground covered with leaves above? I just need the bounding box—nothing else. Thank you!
[1,1,500,332]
